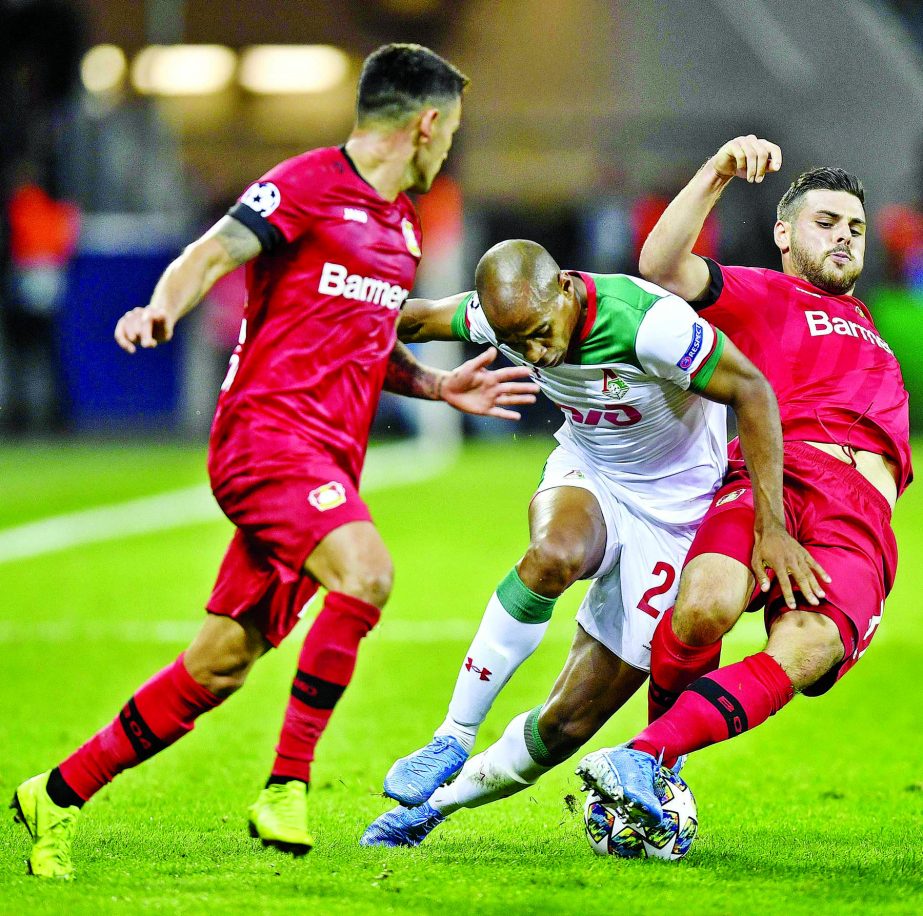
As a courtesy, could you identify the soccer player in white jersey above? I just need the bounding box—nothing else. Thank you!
[361,239,823,846]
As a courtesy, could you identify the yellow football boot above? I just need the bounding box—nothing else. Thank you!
[11,772,80,879]
[247,781,313,856]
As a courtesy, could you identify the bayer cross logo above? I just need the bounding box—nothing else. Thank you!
[401,218,421,257]
[308,481,347,512]
[240,181,282,218]
[715,487,746,507]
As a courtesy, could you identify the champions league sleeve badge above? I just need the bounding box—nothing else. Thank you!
[240,181,282,218]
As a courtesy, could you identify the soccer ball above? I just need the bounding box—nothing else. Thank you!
[583,766,698,860]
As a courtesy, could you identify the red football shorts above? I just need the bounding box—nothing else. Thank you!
[685,441,897,695]
[206,456,372,646]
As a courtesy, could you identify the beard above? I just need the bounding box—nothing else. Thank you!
[790,237,862,296]
[407,152,435,193]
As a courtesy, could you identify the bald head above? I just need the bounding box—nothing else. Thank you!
[472,239,583,369]
[474,239,561,332]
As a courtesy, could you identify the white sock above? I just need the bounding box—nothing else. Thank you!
[435,590,551,752]
[434,716,478,752]
[430,712,550,815]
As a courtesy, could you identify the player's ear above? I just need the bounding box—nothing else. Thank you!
[773,219,790,254]
[559,271,575,302]
[417,108,440,144]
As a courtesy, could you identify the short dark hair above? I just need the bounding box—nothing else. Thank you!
[356,43,468,126]
[777,167,865,222]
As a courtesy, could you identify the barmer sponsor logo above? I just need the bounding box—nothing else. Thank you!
[318,262,409,309]
[805,310,892,354]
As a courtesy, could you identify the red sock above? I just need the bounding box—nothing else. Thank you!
[633,652,795,762]
[57,654,223,802]
[648,609,721,723]
[270,591,380,784]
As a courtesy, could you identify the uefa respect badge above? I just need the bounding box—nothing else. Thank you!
[308,481,347,512]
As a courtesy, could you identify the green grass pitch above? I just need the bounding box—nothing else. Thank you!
[0,438,921,914]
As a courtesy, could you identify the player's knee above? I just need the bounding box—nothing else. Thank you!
[673,577,741,646]
[186,642,258,697]
[768,611,844,691]
[336,556,394,609]
[520,537,588,597]
[185,615,266,697]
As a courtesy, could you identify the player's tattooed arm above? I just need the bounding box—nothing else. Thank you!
[114,215,261,353]
[699,337,831,608]
[385,341,445,399]
[385,343,538,420]
[398,292,471,342]
[210,215,263,266]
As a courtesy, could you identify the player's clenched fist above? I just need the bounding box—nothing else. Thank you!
[710,135,783,184]
[114,305,176,354]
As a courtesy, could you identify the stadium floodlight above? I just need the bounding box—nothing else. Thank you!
[239,45,350,95]
[131,45,237,96]
[81,44,127,94]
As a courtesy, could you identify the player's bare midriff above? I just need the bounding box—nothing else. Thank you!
[803,441,897,509]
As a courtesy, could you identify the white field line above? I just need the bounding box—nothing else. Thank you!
[0,615,777,650]
[0,618,486,646]
[0,442,453,566]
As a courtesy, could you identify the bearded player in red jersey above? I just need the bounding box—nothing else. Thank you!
[11,44,540,878]
[577,135,912,828]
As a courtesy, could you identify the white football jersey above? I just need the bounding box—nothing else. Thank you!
[452,272,728,525]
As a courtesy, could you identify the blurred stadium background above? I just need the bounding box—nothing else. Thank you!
[1,0,921,442]
[1,2,922,910]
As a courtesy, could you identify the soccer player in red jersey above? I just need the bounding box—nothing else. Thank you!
[10,44,539,878]
[577,135,912,828]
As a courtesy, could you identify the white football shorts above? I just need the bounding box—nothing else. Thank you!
[534,444,699,671]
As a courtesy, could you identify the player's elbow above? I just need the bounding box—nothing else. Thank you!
[185,235,237,288]
[637,244,663,283]
[638,245,682,295]
[397,314,425,343]
[731,372,777,419]
[398,299,436,343]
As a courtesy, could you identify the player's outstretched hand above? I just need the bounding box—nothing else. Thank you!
[114,305,176,354]
[751,521,832,610]
[441,347,539,420]
[710,135,783,184]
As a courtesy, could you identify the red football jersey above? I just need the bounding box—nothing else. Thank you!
[696,260,912,493]
[208,147,422,484]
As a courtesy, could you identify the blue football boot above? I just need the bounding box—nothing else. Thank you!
[360,802,445,848]
[576,745,665,828]
[383,736,468,806]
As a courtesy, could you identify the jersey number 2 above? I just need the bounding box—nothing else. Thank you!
[637,562,676,619]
